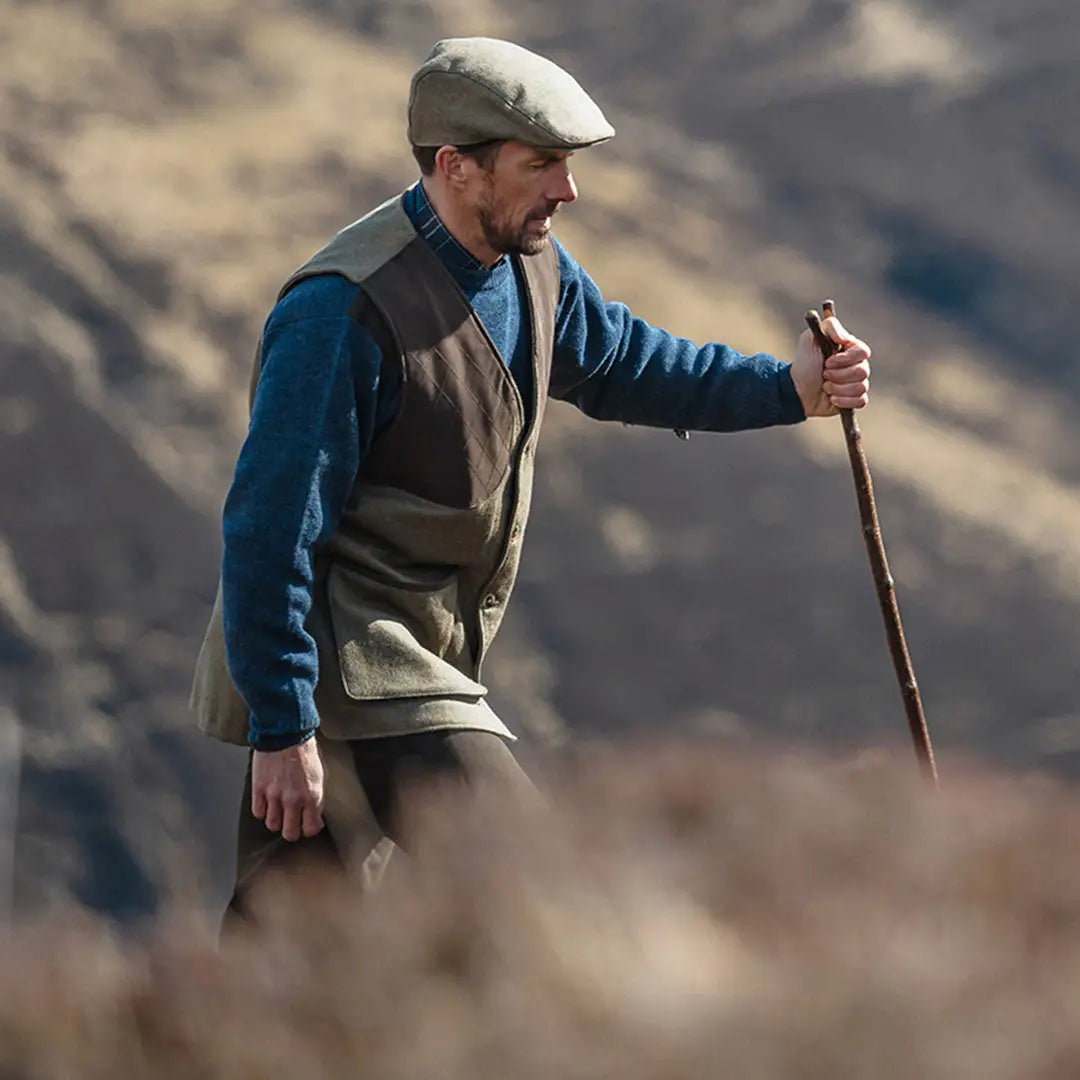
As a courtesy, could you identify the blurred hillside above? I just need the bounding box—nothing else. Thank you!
[2,0,1079,917]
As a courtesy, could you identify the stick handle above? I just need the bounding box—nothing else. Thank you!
[806,305,938,786]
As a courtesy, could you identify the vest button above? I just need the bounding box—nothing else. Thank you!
[482,593,499,609]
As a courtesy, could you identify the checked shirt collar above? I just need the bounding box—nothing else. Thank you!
[403,180,507,286]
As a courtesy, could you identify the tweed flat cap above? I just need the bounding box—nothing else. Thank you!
[408,37,614,150]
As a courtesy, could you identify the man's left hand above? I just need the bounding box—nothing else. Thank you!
[252,738,326,842]
[790,313,871,418]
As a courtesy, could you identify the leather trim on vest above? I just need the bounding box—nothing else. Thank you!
[346,288,404,425]
[359,236,521,510]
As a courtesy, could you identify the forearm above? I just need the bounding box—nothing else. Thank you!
[222,537,321,751]
[222,423,353,751]
[549,240,805,431]
[557,320,804,431]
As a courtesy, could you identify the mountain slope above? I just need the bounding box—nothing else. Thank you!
[2,0,1078,917]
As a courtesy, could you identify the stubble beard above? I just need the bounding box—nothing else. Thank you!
[477,183,556,257]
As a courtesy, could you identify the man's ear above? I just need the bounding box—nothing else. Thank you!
[434,145,469,185]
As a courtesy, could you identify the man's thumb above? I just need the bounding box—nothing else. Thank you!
[821,313,853,347]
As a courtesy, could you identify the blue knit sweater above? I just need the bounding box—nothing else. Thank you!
[222,182,805,750]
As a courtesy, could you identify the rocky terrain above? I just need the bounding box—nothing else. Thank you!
[2,0,1079,918]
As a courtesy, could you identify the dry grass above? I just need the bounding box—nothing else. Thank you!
[4,742,1080,1078]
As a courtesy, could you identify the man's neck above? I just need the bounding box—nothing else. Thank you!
[420,178,502,268]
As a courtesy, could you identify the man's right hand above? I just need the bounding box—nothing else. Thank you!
[790,312,871,418]
[252,737,326,842]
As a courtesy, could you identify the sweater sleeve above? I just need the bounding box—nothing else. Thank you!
[221,276,389,751]
[548,239,805,431]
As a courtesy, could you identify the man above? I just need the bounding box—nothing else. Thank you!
[192,37,871,912]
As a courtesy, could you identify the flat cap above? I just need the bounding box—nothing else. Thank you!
[408,37,615,151]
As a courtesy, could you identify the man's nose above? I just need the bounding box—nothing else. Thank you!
[552,167,578,205]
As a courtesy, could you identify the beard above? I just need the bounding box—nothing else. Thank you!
[477,183,559,257]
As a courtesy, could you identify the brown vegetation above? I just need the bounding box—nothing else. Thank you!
[4,743,1080,1078]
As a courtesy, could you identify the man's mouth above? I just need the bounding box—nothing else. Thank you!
[527,204,559,231]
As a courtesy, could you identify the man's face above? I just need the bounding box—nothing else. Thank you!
[472,141,578,257]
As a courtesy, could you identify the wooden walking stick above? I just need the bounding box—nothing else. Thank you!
[805,300,939,786]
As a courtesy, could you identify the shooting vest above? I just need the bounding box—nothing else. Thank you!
[191,192,559,744]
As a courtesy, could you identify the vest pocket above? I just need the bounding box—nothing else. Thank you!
[325,561,487,701]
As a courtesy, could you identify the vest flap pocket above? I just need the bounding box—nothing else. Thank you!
[326,562,486,701]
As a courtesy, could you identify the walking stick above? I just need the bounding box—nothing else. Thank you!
[805,301,939,787]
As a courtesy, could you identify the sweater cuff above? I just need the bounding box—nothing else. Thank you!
[777,364,806,424]
[249,727,317,752]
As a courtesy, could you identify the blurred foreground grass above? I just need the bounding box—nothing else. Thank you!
[3,742,1080,1079]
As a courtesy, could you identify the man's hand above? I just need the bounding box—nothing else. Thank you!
[790,312,871,418]
[252,737,326,842]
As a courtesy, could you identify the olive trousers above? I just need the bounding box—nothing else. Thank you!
[224,729,532,923]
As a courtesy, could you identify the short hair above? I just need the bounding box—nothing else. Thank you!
[411,140,504,176]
